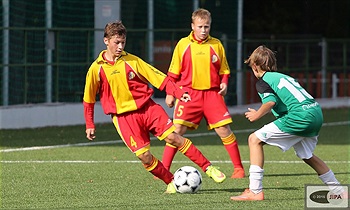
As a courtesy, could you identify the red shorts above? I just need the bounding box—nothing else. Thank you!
[112,99,175,156]
[173,88,232,130]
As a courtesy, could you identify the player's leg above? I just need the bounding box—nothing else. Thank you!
[230,132,265,201]
[204,90,245,178]
[137,150,177,194]
[231,122,292,201]
[137,150,173,184]
[161,124,188,171]
[165,132,226,183]
[215,125,245,178]
[112,113,176,193]
[160,90,202,172]
[294,137,344,195]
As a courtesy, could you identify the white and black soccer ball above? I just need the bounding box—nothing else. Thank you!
[173,166,202,193]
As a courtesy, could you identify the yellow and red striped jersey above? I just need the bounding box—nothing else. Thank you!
[168,31,230,90]
[83,50,167,116]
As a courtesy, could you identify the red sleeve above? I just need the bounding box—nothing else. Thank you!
[159,76,185,99]
[83,101,95,129]
[220,74,230,85]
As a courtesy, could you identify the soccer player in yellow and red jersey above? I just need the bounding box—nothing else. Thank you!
[83,21,226,193]
[159,8,245,179]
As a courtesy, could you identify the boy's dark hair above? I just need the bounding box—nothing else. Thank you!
[104,20,127,39]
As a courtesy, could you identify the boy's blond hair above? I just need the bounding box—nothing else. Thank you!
[192,8,211,23]
[245,45,277,72]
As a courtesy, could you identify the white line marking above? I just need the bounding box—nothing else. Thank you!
[1,121,349,153]
[1,160,349,164]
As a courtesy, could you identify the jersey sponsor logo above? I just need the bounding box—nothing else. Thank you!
[167,119,172,125]
[212,55,218,63]
[128,71,136,80]
[302,102,319,110]
[111,70,120,75]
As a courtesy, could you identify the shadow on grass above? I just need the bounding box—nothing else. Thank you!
[201,186,301,194]
[264,171,350,177]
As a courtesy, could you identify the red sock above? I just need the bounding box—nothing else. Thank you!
[222,133,244,169]
[161,143,178,171]
[178,138,211,171]
[143,155,173,184]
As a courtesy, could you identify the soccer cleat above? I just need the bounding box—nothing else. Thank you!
[164,181,177,194]
[205,165,226,183]
[230,188,264,201]
[231,168,245,179]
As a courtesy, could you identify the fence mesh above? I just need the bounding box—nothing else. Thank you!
[0,0,349,106]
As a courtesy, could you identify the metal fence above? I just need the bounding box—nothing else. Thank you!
[1,27,349,106]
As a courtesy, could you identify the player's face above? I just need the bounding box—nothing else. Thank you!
[191,17,211,41]
[104,35,126,59]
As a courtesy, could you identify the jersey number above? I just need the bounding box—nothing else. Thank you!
[277,77,313,102]
[130,136,137,148]
[176,105,184,117]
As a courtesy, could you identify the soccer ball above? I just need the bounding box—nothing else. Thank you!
[173,166,202,193]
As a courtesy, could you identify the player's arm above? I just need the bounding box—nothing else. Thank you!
[218,74,229,96]
[160,76,190,102]
[84,101,95,141]
[245,101,275,122]
[218,45,230,96]
[164,76,177,108]
[83,67,99,141]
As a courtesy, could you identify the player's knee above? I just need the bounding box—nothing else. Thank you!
[137,151,153,165]
[215,125,231,137]
[165,132,182,147]
[175,124,187,135]
[248,133,261,146]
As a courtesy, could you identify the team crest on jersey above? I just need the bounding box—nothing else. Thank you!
[128,71,136,80]
[212,55,218,63]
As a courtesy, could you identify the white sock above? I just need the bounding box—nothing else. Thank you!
[319,170,344,194]
[249,165,264,194]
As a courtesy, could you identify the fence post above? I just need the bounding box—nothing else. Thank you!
[332,73,338,99]
[236,0,243,105]
[320,38,327,98]
[45,0,53,103]
[2,0,9,106]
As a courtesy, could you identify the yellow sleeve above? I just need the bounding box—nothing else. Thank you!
[168,39,185,77]
[136,57,167,89]
[218,42,230,76]
[83,62,100,103]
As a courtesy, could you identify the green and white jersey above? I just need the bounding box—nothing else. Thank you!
[256,72,323,137]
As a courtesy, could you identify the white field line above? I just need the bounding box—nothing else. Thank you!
[1,121,349,153]
[2,160,350,164]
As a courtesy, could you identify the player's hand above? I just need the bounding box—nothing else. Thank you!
[86,128,96,141]
[245,108,257,122]
[165,94,175,108]
[180,92,191,102]
[218,83,227,96]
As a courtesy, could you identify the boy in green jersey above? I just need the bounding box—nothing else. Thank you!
[230,45,344,201]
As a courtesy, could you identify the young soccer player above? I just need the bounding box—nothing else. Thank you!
[83,21,226,194]
[159,8,245,179]
[230,45,344,201]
